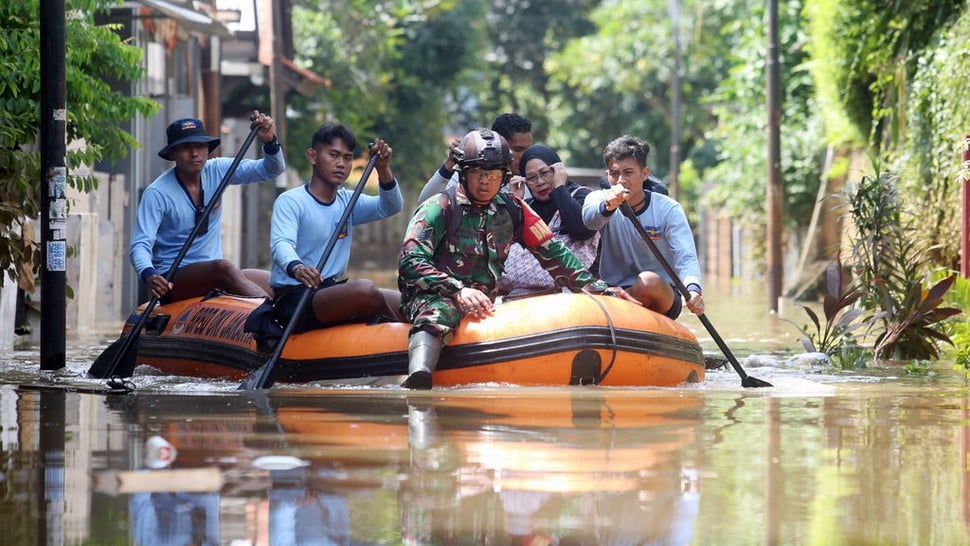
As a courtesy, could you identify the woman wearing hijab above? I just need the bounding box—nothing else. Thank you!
[500,144,600,294]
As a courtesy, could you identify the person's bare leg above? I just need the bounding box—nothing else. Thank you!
[243,268,274,299]
[380,288,404,322]
[310,280,396,325]
[627,271,675,314]
[168,260,268,301]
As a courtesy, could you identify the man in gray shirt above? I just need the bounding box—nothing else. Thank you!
[582,135,704,319]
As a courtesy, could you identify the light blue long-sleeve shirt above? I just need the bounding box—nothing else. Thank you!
[129,150,286,279]
[269,180,404,289]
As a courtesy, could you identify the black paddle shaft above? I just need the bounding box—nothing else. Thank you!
[618,202,772,388]
[89,119,264,380]
[239,152,380,390]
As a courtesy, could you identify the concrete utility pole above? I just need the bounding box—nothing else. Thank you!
[669,0,682,200]
[962,135,969,278]
[40,0,67,370]
[202,35,222,157]
[765,0,783,312]
[269,0,286,166]
[253,0,288,268]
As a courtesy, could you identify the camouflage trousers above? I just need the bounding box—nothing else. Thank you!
[401,293,463,342]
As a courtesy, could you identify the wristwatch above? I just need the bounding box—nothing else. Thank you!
[263,135,281,153]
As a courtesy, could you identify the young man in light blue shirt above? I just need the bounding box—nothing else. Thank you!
[268,123,403,333]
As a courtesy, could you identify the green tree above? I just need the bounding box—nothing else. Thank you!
[804,0,963,150]
[546,0,824,249]
[0,0,157,286]
[547,1,738,172]
[288,0,599,185]
[288,0,486,189]
[549,0,680,173]
[475,0,597,143]
[700,0,823,236]
[805,0,966,271]
[900,10,970,269]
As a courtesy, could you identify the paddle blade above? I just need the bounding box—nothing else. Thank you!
[87,337,138,379]
[238,362,275,390]
[742,375,773,388]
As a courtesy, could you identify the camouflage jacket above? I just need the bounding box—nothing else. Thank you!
[398,185,609,301]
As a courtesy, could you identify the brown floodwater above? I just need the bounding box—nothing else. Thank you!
[1,279,967,545]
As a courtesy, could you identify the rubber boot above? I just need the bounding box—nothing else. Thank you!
[401,331,443,390]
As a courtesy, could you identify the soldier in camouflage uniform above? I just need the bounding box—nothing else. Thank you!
[397,128,634,389]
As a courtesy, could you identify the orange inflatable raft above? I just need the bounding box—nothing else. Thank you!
[113,291,705,387]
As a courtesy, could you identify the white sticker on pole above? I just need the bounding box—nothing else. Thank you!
[50,220,66,241]
[50,168,66,198]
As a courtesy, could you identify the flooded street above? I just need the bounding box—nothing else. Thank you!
[2,280,968,544]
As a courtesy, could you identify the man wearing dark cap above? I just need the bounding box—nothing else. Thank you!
[130,111,285,302]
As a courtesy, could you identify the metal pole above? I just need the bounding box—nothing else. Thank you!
[669,0,682,200]
[765,0,783,312]
[256,0,287,267]
[202,36,222,156]
[40,0,67,370]
[270,0,286,168]
[962,135,969,278]
[37,389,66,545]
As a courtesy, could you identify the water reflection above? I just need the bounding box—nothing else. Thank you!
[1,386,706,544]
[5,278,970,545]
[130,489,220,545]
[6,378,970,544]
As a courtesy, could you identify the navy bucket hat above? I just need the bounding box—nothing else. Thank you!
[157,118,221,160]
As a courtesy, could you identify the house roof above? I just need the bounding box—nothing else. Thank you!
[132,0,233,38]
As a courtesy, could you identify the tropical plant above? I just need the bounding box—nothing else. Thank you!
[843,165,961,361]
[904,360,933,377]
[843,165,899,310]
[872,274,961,361]
[0,0,158,287]
[831,343,871,371]
[785,254,869,360]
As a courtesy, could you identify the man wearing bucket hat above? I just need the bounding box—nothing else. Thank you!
[130,111,285,302]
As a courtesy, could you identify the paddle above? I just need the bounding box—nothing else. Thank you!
[238,150,380,390]
[618,202,772,388]
[88,118,265,382]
